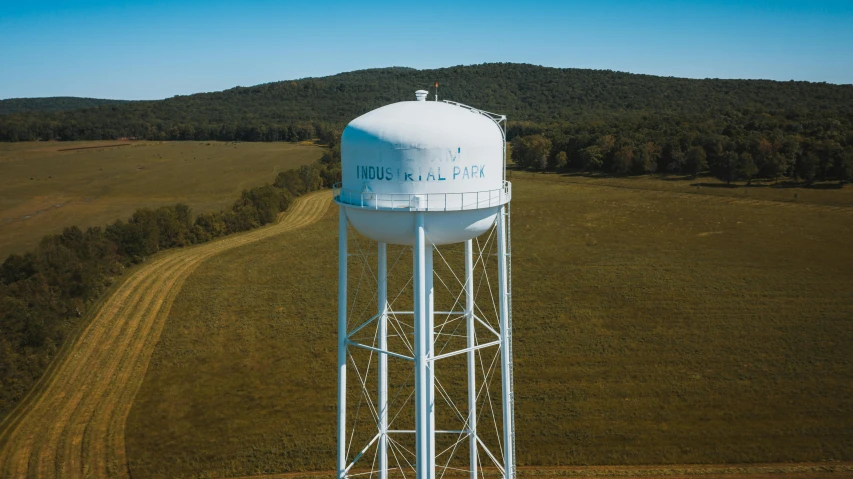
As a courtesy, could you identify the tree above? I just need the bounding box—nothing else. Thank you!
[796,151,819,185]
[715,151,738,185]
[509,136,527,168]
[528,135,552,171]
[612,145,634,175]
[319,164,342,187]
[818,139,842,181]
[835,147,853,186]
[753,138,789,183]
[598,134,616,154]
[298,164,323,191]
[238,186,290,225]
[554,151,568,171]
[1,253,36,284]
[737,152,757,185]
[685,146,707,177]
[779,137,801,179]
[155,205,193,248]
[580,146,603,171]
[112,209,160,259]
[765,152,789,183]
[666,144,686,173]
[194,212,227,240]
[637,141,662,174]
[510,135,551,170]
[274,169,304,195]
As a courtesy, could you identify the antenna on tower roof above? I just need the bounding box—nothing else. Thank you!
[434,81,439,101]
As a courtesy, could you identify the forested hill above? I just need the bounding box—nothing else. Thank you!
[1,63,852,142]
[0,97,128,116]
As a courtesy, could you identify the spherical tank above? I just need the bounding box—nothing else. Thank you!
[337,93,510,246]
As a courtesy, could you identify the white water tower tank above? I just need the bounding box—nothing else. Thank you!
[337,92,510,245]
[334,92,515,479]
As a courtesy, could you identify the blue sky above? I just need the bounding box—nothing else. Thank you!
[1,0,852,100]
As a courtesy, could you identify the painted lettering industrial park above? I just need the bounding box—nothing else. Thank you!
[355,165,485,182]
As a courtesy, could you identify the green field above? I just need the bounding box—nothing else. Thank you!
[125,173,853,478]
[0,141,322,259]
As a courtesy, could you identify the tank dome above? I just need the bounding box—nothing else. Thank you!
[342,101,504,197]
[337,97,510,246]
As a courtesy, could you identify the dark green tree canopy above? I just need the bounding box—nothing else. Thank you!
[2,63,851,142]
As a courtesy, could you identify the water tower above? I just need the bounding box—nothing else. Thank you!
[335,90,514,479]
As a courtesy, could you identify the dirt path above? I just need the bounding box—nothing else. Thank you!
[0,191,332,479]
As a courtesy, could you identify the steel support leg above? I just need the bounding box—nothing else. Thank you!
[337,207,348,479]
[414,212,430,479]
[497,206,514,479]
[465,239,477,479]
[378,242,388,479]
[426,245,435,479]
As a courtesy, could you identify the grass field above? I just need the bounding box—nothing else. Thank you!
[125,172,853,478]
[505,171,853,208]
[0,140,322,259]
[0,192,332,479]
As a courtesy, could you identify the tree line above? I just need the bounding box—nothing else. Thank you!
[0,117,340,144]
[509,111,853,185]
[0,161,339,420]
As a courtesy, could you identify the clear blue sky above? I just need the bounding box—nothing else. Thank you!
[1,0,852,100]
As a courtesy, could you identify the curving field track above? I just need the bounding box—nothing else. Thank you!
[0,190,331,479]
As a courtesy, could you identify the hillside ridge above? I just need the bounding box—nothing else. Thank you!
[0,97,128,115]
[1,63,851,141]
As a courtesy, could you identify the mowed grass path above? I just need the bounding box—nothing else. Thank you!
[0,191,331,479]
[126,175,853,478]
[0,141,322,259]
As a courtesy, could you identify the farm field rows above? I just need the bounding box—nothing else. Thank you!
[0,191,332,478]
[0,140,322,259]
[125,174,853,478]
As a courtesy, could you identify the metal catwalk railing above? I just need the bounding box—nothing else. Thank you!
[333,181,511,212]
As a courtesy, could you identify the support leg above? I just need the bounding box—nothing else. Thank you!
[378,242,388,479]
[497,206,514,479]
[414,212,429,479]
[337,207,348,479]
[465,240,477,479]
[426,245,435,479]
